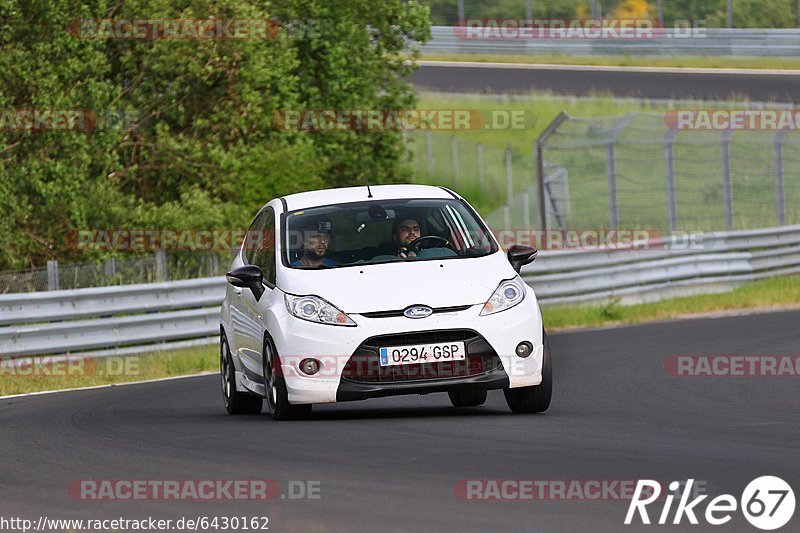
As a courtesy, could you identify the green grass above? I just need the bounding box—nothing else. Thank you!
[420,53,800,71]
[407,92,800,230]
[542,275,800,331]
[0,344,218,397]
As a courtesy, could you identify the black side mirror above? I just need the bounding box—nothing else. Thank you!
[226,265,265,301]
[507,245,537,273]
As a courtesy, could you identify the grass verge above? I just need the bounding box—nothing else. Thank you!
[542,275,800,331]
[420,53,800,71]
[0,344,218,397]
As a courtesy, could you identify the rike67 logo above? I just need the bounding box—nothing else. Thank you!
[625,477,795,530]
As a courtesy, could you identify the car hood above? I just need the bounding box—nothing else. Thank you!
[277,251,516,314]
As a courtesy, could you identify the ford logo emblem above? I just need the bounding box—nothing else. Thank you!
[403,305,433,319]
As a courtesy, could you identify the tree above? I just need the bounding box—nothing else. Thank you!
[0,0,430,270]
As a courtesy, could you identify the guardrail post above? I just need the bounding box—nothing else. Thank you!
[522,189,531,230]
[505,144,513,210]
[104,258,116,281]
[425,129,433,177]
[665,131,677,232]
[726,0,733,29]
[155,250,167,282]
[604,113,636,231]
[477,142,485,190]
[721,130,734,231]
[46,260,59,291]
[606,142,619,230]
[450,136,459,183]
[774,131,787,226]
[536,112,570,231]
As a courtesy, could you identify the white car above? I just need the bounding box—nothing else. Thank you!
[220,184,551,419]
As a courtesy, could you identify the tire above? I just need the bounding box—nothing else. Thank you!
[220,335,263,415]
[448,388,488,407]
[503,328,552,414]
[263,336,311,421]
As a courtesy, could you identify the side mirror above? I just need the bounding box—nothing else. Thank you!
[507,245,537,273]
[226,265,265,301]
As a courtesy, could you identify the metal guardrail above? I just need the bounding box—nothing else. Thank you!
[421,26,800,57]
[1,225,798,358]
[523,225,800,305]
[0,277,225,326]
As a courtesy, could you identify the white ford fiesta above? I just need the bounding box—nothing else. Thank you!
[220,184,551,419]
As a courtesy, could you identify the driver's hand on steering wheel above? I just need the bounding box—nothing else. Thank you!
[398,246,417,259]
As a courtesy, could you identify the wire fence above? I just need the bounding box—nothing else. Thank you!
[406,112,800,233]
[543,113,800,232]
[404,130,540,229]
[0,251,229,294]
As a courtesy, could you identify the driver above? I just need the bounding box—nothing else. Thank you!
[394,217,422,259]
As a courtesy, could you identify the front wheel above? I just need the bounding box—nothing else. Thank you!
[263,336,311,421]
[221,335,263,415]
[503,329,552,414]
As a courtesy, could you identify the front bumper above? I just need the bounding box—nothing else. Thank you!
[270,297,544,405]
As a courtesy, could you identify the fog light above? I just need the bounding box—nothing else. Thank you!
[515,342,533,358]
[299,358,321,375]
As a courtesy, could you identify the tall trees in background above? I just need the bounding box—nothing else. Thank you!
[0,0,430,268]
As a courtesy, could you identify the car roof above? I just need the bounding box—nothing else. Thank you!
[280,184,456,212]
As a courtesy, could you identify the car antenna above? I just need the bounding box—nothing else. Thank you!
[366,181,373,198]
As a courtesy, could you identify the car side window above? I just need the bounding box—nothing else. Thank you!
[244,207,277,286]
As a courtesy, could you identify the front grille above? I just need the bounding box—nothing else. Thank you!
[341,329,501,384]
[360,305,472,319]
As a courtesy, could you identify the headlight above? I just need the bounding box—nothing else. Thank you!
[480,277,526,316]
[284,294,356,326]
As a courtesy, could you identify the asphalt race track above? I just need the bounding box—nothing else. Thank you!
[410,62,800,102]
[2,310,798,532]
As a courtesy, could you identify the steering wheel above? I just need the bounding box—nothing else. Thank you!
[406,235,451,255]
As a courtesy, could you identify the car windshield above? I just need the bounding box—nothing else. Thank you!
[283,198,497,269]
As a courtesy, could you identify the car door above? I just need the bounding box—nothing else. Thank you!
[238,206,278,381]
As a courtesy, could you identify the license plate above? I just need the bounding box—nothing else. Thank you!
[379,341,466,367]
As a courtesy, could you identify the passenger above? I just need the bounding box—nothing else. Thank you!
[292,220,338,268]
